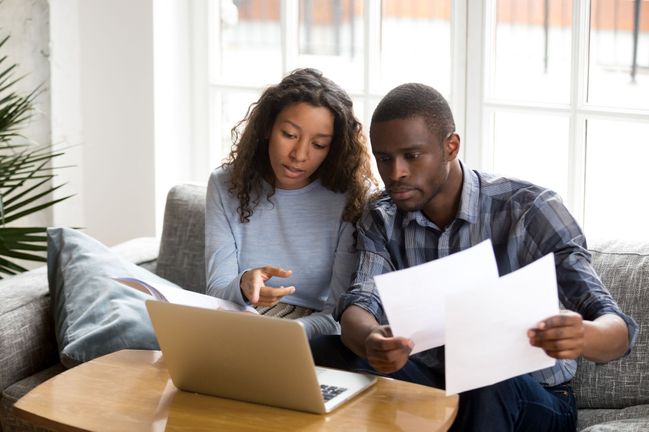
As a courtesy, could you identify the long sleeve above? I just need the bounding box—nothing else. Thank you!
[205,170,247,305]
[298,221,358,338]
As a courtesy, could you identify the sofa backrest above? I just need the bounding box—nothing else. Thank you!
[573,239,649,409]
[156,184,207,293]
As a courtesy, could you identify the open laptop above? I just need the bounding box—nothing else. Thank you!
[145,300,377,414]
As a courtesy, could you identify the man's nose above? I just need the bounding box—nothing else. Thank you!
[388,157,408,181]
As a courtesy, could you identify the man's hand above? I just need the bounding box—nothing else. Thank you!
[240,266,295,307]
[365,325,414,374]
[528,310,585,359]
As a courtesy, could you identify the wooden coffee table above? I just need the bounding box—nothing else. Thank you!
[14,349,458,431]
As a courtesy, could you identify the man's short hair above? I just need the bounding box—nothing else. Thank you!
[371,83,456,142]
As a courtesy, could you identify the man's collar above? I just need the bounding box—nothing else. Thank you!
[400,160,480,229]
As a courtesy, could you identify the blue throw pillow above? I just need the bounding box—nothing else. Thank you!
[47,227,171,367]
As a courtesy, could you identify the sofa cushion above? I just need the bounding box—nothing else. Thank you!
[156,184,207,293]
[573,240,649,409]
[47,228,170,368]
[0,362,66,432]
[581,419,649,432]
[0,268,59,394]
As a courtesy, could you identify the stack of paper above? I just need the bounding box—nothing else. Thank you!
[374,239,558,395]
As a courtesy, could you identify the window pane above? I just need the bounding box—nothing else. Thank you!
[214,0,283,85]
[297,0,365,91]
[491,111,570,201]
[489,0,573,103]
[584,119,649,241]
[210,89,262,168]
[588,0,649,109]
[379,0,452,97]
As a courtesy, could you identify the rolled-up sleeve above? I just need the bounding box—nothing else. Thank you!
[522,191,639,354]
[335,209,394,324]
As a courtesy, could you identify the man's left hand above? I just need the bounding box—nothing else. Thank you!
[528,310,585,360]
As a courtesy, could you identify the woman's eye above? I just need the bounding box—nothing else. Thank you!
[313,143,328,150]
[282,131,297,139]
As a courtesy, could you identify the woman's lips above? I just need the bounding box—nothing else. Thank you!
[282,164,305,178]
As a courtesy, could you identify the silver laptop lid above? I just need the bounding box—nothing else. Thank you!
[146,300,329,413]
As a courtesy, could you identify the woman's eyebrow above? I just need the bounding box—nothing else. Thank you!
[281,119,333,138]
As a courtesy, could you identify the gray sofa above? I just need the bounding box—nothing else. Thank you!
[0,184,647,431]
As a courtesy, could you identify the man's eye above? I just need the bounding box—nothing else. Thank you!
[405,153,420,160]
[376,156,391,163]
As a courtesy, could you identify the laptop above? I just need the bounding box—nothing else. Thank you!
[145,300,377,414]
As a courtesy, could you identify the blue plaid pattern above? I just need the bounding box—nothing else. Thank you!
[337,161,638,387]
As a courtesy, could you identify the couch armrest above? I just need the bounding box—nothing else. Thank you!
[110,236,160,269]
[0,235,160,395]
[0,267,59,393]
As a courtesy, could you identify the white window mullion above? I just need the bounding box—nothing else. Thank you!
[464,0,487,169]
[568,0,591,224]
[363,0,382,129]
[191,0,211,176]
[281,0,299,74]
[451,0,468,140]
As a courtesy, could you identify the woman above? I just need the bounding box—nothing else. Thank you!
[205,68,375,338]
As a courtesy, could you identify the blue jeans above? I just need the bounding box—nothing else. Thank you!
[310,335,577,432]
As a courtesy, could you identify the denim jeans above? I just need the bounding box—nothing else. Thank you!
[310,335,577,432]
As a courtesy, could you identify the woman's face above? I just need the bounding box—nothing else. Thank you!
[267,102,334,190]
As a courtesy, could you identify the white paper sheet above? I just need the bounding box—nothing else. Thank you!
[113,277,258,314]
[444,253,559,395]
[374,239,499,353]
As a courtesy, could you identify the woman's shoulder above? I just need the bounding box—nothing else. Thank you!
[208,165,235,191]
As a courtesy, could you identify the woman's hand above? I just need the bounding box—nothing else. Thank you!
[240,266,295,307]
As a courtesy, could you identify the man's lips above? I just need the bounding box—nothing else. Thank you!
[388,185,417,200]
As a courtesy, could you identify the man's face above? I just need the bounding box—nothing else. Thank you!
[370,116,453,215]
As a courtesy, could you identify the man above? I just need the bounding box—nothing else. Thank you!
[311,83,637,431]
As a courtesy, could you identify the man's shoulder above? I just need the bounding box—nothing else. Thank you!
[475,170,559,206]
[358,191,399,229]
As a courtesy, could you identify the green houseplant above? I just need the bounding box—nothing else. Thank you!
[0,34,71,278]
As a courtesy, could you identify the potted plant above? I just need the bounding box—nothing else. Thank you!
[0,34,71,278]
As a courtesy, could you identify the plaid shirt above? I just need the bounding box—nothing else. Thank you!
[337,161,638,387]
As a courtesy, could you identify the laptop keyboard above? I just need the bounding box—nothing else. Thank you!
[320,384,348,402]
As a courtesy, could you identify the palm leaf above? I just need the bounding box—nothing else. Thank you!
[0,33,73,278]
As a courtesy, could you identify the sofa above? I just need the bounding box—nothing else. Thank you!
[0,183,647,431]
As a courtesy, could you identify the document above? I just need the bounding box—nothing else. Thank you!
[114,277,258,314]
[444,253,558,395]
[374,239,499,354]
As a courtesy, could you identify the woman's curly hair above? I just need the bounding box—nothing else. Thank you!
[224,68,376,224]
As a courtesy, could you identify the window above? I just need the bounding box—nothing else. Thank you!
[205,0,460,168]
[467,0,649,241]
[199,0,649,241]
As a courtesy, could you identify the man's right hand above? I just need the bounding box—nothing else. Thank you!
[341,306,413,374]
[365,325,414,374]
[240,266,295,307]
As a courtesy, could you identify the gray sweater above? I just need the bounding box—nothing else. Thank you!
[205,166,358,338]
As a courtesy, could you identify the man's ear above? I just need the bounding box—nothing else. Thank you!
[445,133,461,160]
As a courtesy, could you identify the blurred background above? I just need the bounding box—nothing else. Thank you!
[1,0,648,248]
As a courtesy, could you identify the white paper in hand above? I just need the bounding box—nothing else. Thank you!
[444,253,559,395]
[374,239,499,354]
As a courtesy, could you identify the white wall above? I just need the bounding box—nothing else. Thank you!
[6,0,207,247]
[50,0,157,246]
[0,0,51,228]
